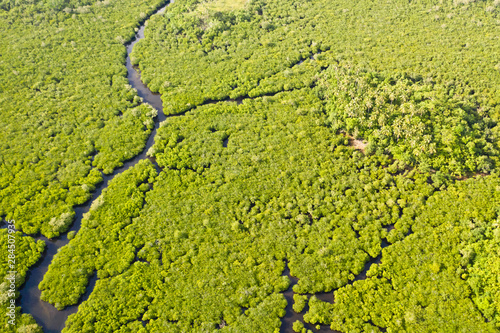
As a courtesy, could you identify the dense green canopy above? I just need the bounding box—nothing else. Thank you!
[2,0,500,331]
[0,0,164,238]
[0,228,45,332]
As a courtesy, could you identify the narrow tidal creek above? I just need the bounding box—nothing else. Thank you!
[18,3,170,332]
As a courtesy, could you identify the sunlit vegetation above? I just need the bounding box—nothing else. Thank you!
[131,0,326,114]
[53,0,497,330]
[39,160,157,310]
[0,0,165,238]
[3,0,500,331]
[134,0,500,118]
[0,229,45,332]
[303,176,500,332]
[321,65,499,176]
[42,88,443,331]
[133,0,500,179]
[198,0,248,12]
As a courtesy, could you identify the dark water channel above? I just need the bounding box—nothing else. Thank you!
[16,3,170,332]
[13,1,342,331]
[281,264,339,333]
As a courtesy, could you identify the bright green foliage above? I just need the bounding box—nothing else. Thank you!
[303,296,332,326]
[302,176,500,332]
[0,0,165,237]
[6,0,500,330]
[322,65,499,176]
[247,57,322,98]
[0,229,45,332]
[39,159,157,310]
[0,0,99,11]
[198,0,247,12]
[292,294,307,313]
[467,235,500,326]
[292,320,304,333]
[64,262,161,333]
[132,0,327,114]
[460,189,500,327]
[134,0,500,179]
[43,89,439,331]
[131,0,500,329]
[134,0,500,117]
[151,90,436,295]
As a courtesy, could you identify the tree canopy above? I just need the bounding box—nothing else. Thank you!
[2,0,500,331]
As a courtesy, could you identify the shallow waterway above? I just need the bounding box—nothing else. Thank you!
[17,3,170,332]
[16,1,338,331]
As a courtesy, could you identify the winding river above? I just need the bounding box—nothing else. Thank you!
[17,2,337,332]
[18,3,170,332]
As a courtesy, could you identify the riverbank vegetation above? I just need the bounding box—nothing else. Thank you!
[3,0,500,331]
[315,176,500,332]
[39,160,157,310]
[53,0,498,331]
[0,0,165,238]
[44,90,441,331]
[0,228,45,332]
